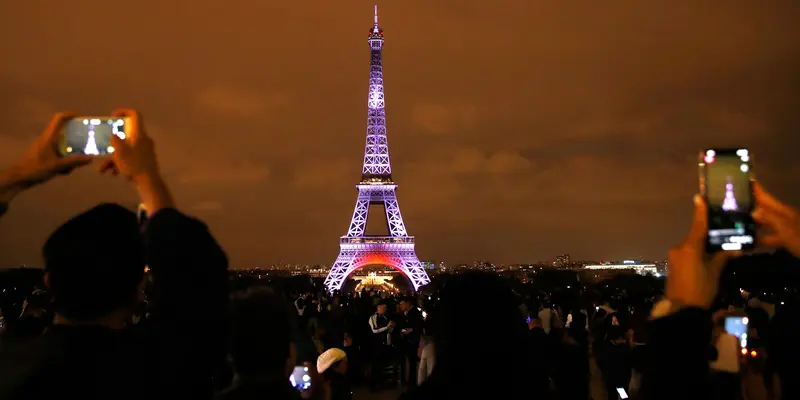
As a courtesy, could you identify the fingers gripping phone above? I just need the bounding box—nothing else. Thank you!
[699,148,756,252]
[289,366,311,391]
[58,117,130,156]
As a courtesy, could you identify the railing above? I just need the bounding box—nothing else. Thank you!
[340,236,415,244]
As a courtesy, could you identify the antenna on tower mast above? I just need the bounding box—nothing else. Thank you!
[374,4,379,27]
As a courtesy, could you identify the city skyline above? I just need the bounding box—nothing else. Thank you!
[1,1,799,267]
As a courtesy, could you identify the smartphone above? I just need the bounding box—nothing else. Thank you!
[724,315,749,348]
[289,365,311,391]
[699,148,756,252]
[58,117,129,156]
[616,387,629,399]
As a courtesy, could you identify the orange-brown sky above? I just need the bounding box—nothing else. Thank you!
[1,1,799,267]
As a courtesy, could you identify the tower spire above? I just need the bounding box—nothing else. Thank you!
[363,4,389,181]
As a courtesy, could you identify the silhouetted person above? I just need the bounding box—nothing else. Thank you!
[0,203,229,399]
[397,298,423,386]
[368,301,395,390]
[400,272,551,400]
[553,326,590,400]
[317,348,352,400]
[218,287,301,400]
[0,110,230,400]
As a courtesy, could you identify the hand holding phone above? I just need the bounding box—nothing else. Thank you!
[665,194,738,309]
[724,315,749,348]
[2,113,94,198]
[290,366,312,391]
[699,148,756,252]
[752,183,800,258]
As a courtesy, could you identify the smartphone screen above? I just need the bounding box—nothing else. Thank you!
[616,387,629,399]
[58,117,128,156]
[724,315,749,348]
[289,366,311,391]
[700,149,756,252]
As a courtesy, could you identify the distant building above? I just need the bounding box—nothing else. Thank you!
[421,262,436,270]
[583,261,658,276]
[655,260,668,275]
[555,254,570,268]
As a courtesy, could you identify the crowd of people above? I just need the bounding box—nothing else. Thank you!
[1,110,800,400]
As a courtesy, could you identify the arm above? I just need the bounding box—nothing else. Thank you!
[368,316,389,334]
[638,308,713,400]
[417,347,429,386]
[0,170,21,218]
[0,113,94,221]
[145,206,229,396]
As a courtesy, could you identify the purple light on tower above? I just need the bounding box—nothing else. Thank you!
[722,177,738,211]
[324,5,431,292]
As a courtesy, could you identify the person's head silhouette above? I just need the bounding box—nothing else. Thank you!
[43,203,145,327]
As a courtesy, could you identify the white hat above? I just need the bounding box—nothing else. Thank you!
[317,348,347,374]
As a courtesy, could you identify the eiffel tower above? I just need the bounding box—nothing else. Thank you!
[324,6,431,292]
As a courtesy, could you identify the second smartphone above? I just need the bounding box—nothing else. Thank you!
[699,148,756,252]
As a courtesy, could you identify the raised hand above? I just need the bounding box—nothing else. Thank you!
[665,195,740,308]
[98,108,174,215]
[1,112,93,202]
[98,108,160,181]
[752,182,800,257]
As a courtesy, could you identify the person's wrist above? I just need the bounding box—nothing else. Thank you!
[130,169,162,187]
[132,171,174,214]
[0,168,24,204]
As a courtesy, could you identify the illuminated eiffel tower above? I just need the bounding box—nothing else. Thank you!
[324,6,430,292]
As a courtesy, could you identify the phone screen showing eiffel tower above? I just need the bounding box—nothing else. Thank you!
[703,149,756,252]
[59,117,126,156]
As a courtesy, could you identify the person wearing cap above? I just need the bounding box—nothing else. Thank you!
[317,348,351,400]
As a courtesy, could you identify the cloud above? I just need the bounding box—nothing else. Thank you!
[194,85,290,118]
[292,159,354,189]
[191,200,223,211]
[1,0,798,265]
[398,148,533,217]
[411,148,533,175]
[13,97,56,126]
[178,162,271,184]
[410,102,477,134]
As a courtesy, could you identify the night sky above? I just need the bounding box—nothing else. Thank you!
[1,1,799,267]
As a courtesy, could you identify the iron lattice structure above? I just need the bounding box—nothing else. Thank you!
[324,6,431,292]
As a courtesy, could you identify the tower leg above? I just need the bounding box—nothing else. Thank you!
[396,252,430,290]
[325,251,355,292]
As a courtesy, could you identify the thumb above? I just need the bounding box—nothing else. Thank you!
[110,134,132,154]
[685,194,708,247]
